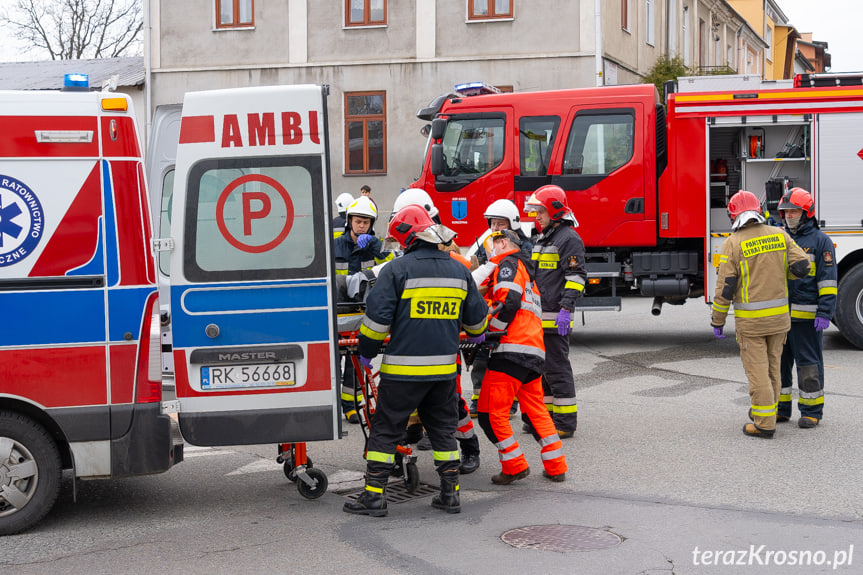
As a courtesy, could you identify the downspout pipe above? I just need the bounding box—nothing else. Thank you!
[595,0,603,86]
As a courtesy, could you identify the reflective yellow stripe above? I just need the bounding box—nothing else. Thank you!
[553,404,578,414]
[464,316,489,335]
[359,323,388,340]
[366,451,395,464]
[712,302,729,313]
[335,269,348,275]
[790,310,816,319]
[751,402,778,416]
[379,363,458,376]
[333,230,344,238]
[375,252,394,265]
[365,485,384,493]
[779,394,793,402]
[819,287,838,296]
[433,450,460,462]
[718,254,729,263]
[564,281,585,292]
[799,396,825,406]
[740,260,750,303]
[734,304,789,318]
[402,287,467,299]
[531,253,560,261]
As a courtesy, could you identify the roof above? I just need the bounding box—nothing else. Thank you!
[0,56,144,90]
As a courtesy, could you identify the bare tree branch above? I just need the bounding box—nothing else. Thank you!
[0,0,142,60]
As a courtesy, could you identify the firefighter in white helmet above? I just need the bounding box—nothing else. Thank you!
[334,196,393,423]
[333,192,354,239]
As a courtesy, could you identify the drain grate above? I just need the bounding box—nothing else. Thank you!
[501,524,622,552]
[339,481,438,504]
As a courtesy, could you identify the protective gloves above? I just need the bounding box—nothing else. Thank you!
[359,356,373,370]
[814,316,830,332]
[356,233,373,249]
[556,309,572,337]
[713,326,725,339]
[467,333,486,345]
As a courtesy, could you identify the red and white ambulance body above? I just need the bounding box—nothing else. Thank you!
[0,79,178,535]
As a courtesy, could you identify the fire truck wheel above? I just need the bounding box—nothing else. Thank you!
[297,468,328,499]
[283,455,313,482]
[0,412,62,536]
[835,264,863,350]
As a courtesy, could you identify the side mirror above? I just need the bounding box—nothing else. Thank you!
[431,118,446,140]
[430,143,444,176]
[420,124,431,138]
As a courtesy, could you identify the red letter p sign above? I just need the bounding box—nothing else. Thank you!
[243,191,271,236]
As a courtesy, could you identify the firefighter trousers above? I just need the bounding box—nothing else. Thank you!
[738,331,787,431]
[340,357,363,415]
[365,377,460,482]
[477,360,567,477]
[535,332,577,432]
[779,321,825,420]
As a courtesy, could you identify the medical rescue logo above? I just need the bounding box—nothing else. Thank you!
[0,175,44,267]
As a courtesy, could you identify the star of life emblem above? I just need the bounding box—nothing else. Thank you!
[0,175,45,267]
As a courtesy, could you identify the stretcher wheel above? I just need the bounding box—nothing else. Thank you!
[283,455,313,482]
[404,462,419,494]
[297,468,328,499]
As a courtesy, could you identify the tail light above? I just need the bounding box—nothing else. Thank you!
[136,292,163,403]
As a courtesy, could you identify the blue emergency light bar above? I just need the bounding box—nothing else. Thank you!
[62,73,90,92]
[454,81,502,96]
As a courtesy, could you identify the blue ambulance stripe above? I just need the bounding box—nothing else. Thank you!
[108,287,156,342]
[0,291,106,347]
[171,308,330,348]
[67,217,105,276]
[102,160,119,286]
[178,284,328,313]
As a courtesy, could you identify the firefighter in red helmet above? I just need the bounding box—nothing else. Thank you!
[777,188,836,428]
[522,185,586,438]
[344,205,488,517]
[711,190,810,438]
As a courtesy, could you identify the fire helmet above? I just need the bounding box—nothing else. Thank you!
[484,199,520,230]
[727,190,762,219]
[524,185,571,221]
[387,204,436,249]
[777,187,815,218]
[346,196,378,228]
[392,188,439,219]
[335,193,355,214]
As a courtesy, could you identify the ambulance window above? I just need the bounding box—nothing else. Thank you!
[562,111,634,176]
[183,156,326,282]
[158,169,174,277]
[439,115,505,179]
[519,116,560,177]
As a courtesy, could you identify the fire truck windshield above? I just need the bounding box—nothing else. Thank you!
[438,115,505,179]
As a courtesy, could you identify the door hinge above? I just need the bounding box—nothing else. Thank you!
[152,237,175,252]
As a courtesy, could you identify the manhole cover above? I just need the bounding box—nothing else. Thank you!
[501,524,622,552]
[339,481,438,504]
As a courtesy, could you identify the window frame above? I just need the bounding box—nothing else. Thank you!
[345,0,387,27]
[621,0,631,32]
[215,0,254,29]
[344,91,388,175]
[645,0,655,46]
[468,0,513,21]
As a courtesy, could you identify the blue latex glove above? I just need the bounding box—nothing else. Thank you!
[356,233,373,249]
[556,309,572,336]
[359,355,373,370]
[467,333,486,345]
[814,316,830,332]
[713,326,725,339]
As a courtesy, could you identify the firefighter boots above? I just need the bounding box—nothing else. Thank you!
[343,478,388,517]
[459,453,480,474]
[799,416,820,428]
[542,469,566,482]
[742,423,775,439]
[491,467,530,485]
[431,477,461,514]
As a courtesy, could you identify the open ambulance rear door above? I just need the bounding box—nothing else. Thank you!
[167,85,339,446]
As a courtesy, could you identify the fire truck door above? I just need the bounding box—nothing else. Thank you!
[168,85,339,447]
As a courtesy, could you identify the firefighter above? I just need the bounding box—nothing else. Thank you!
[470,198,532,419]
[522,185,586,438]
[711,190,810,438]
[477,228,567,484]
[344,205,488,517]
[777,188,837,428]
[334,196,393,423]
[390,188,484,475]
[332,192,354,239]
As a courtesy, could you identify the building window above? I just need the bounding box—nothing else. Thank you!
[765,24,773,62]
[682,6,690,65]
[645,0,655,46]
[346,0,386,27]
[468,0,512,20]
[345,92,386,174]
[216,0,253,28]
[621,0,631,31]
[699,18,706,68]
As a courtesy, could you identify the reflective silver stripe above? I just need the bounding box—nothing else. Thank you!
[496,436,518,450]
[541,447,564,461]
[495,343,545,359]
[489,317,508,331]
[382,354,457,366]
[405,277,467,290]
[335,262,349,270]
[780,387,792,395]
[361,259,375,269]
[799,390,824,399]
[564,274,586,285]
[543,395,553,404]
[790,303,818,313]
[521,301,542,317]
[539,434,561,447]
[818,280,838,289]
[734,297,788,310]
[541,311,559,322]
[494,281,523,294]
[499,447,524,461]
[463,316,489,333]
[554,397,577,406]
[533,245,559,254]
[362,316,391,334]
[454,427,475,439]
[457,415,472,428]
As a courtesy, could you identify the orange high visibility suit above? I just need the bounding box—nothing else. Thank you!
[477,246,567,477]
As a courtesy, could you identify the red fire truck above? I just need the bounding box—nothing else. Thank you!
[413,74,863,349]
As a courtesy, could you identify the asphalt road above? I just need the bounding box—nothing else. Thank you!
[2,298,861,574]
